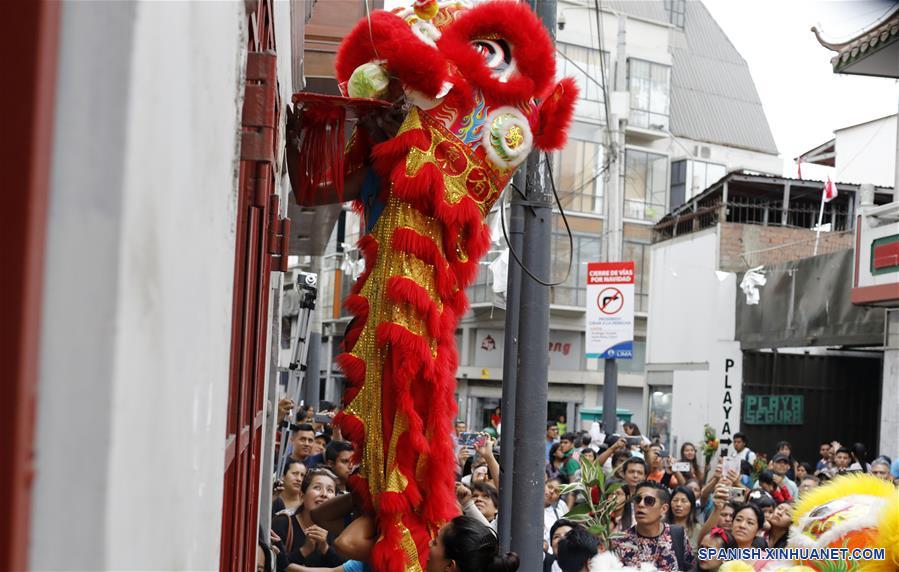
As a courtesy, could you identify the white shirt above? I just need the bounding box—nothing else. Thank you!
[543,501,570,551]
[734,447,756,464]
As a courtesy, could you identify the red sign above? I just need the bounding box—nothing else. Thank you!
[587,261,635,285]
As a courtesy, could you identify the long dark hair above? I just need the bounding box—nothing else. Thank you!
[443,516,520,572]
[666,486,698,530]
[679,441,702,480]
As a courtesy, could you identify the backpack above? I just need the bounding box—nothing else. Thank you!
[669,524,687,571]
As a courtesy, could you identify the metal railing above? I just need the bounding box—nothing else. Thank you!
[654,198,852,242]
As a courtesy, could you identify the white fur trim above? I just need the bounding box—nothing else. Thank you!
[482,107,532,169]
[789,494,887,549]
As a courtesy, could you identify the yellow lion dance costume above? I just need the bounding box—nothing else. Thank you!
[789,474,899,571]
[720,474,899,572]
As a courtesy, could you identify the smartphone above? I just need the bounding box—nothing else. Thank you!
[722,455,741,476]
[728,487,746,503]
[459,432,485,448]
[625,436,642,447]
[672,462,691,473]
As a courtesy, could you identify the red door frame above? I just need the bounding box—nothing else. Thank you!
[221,1,286,570]
[0,2,60,570]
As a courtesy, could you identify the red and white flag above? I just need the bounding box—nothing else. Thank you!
[823,177,838,203]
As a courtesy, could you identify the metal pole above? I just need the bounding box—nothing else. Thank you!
[603,358,618,435]
[894,94,899,203]
[498,169,525,553]
[600,17,628,440]
[814,192,826,256]
[304,331,321,410]
[509,2,556,563]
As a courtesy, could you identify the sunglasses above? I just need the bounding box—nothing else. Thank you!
[632,494,658,507]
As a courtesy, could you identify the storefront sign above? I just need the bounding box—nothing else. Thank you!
[743,394,804,425]
[585,261,634,359]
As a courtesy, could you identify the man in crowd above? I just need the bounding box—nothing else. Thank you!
[559,433,580,480]
[544,478,569,542]
[816,441,833,473]
[830,447,854,476]
[799,475,819,495]
[546,422,560,460]
[614,480,694,570]
[872,458,893,481]
[769,453,799,499]
[732,432,756,464]
[617,457,649,530]
[287,423,324,468]
[324,440,354,492]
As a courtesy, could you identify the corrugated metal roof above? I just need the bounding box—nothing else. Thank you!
[605,0,779,155]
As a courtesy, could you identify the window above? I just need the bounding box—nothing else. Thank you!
[557,43,608,122]
[618,339,646,374]
[623,239,651,313]
[689,160,726,200]
[670,159,687,209]
[648,386,672,451]
[624,148,668,222]
[550,231,601,307]
[467,262,493,305]
[553,139,604,215]
[627,59,670,130]
[665,0,686,28]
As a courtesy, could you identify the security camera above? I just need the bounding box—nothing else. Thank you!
[558,12,566,30]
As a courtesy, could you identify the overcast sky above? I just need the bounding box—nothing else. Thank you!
[702,0,898,179]
[383,0,899,179]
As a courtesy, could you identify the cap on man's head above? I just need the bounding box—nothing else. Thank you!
[771,453,790,463]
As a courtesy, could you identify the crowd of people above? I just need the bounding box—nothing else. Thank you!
[257,400,899,572]
[258,401,518,572]
[540,422,899,571]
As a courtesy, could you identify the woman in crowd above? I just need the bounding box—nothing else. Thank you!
[273,461,306,516]
[766,501,792,549]
[272,468,344,568]
[427,516,520,572]
[666,485,702,546]
[543,519,578,572]
[694,527,729,571]
[684,479,702,511]
[622,422,651,445]
[678,442,704,483]
[546,443,568,484]
[795,461,814,482]
[724,504,767,549]
[471,481,499,531]
[850,442,871,472]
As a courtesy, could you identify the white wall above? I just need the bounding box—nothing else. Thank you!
[31,2,246,570]
[646,228,743,457]
[835,115,897,187]
[654,135,782,177]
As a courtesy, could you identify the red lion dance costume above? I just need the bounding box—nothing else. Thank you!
[291,1,576,570]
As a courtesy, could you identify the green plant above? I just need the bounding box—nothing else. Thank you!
[559,455,624,546]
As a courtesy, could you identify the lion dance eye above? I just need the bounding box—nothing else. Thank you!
[470,39,512,74]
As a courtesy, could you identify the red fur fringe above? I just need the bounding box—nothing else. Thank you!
[535,77,579,150]
[438,1,556,106]
[386,276,442,338]
[335,11,449,100]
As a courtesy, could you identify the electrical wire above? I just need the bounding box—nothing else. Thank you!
[363,0,381,61]
[499,153,575,287]
[592,0,615,147]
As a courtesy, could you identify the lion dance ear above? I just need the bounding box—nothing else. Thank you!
[533,77,579,151]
